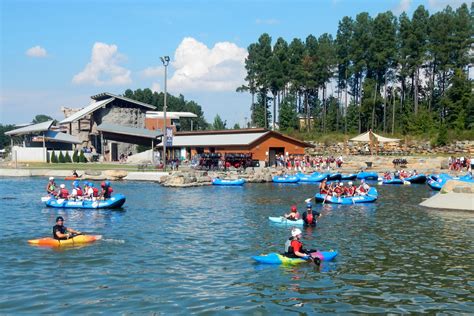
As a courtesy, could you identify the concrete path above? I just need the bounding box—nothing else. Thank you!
[420,192,474,211]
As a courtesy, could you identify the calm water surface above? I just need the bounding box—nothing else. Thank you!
[0,177,473,314]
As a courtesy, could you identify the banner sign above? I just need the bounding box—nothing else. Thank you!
[165,127,173,147]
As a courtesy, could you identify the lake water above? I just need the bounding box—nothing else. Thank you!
[0,177,473,314]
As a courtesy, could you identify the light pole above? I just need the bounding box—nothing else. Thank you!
[160,55,170,169]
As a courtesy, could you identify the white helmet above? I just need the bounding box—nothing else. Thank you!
[339,182,344,186]
[60,184,65,189]
[291,228,302,237]
[348,181,353,186]
[49,177,54,181]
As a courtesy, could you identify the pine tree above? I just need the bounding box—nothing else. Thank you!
[50,150,58,163]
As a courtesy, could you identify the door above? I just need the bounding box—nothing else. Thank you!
[269,147,284,167]
[111,143,118,161]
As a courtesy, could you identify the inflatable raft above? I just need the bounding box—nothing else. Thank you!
[404,174,427,184]
[296,173,327,182]
[357,171,379,180]
[28,234,102,247]
[212,178,245,186]
[44,194,126,209]
[381,178,405,185]
[327,173,342,181]
[252,250,338,265]
[272,175,300,183]
[341,173,357,180]
[315,187,378,204]
[268,216,304,226]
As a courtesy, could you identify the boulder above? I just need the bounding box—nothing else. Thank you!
[103,170,128,179]
[441,180,474,194]
[84,169,102,176]
[440,159,449,170]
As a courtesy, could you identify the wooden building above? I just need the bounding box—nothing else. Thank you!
[159,128,313,165]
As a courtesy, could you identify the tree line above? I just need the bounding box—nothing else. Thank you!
[238,3,473,139]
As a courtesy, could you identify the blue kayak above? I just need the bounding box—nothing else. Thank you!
[212,178,245,186]
[296,173,327,182]
[315,187,378,204]
[252,251,338,265]
[404,174,427,184]
[341,173,357,180]
[357,171,379,180]
[273,175,300,183]
[44,194,126,209]
[268,216,304,226]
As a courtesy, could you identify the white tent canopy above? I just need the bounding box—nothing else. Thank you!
[350,131,400,143]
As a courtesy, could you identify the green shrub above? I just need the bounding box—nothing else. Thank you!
[72,150,79,163]
[432,124,448,147]
[50,150,58,163]
[58,151,65,163]
[64,151,72,163]
[79,150,87,163]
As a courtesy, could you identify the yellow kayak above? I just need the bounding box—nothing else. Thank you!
[28,235,102,247]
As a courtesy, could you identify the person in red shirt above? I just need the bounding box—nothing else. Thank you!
[58,184,69,199]
[319,178,329,194]
[333,182,344,197]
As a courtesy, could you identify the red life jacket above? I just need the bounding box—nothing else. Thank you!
[59,188,69,198]
[92,187,99,197]
[306,212,313,224]
[358,185,367,193]
[334,187,343,194]
[75,188,83,196]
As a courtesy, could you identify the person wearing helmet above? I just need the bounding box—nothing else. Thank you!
[333,182,344,197]
[46,177,56,195]
[345,181,356,197]
[356,179,370,196]
[284,228,320,264]
[100,181,114,199]
[284,205,300,221]
[302,203,320,227]
[58,184,69,199]
[53,216,81,240]
[87,183,99,199]
[70,180,83,199]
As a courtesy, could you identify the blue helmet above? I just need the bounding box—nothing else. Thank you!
[72,180,80,188]
[306,202,312,208]
[89,182,94,187]
[104,180,111,187]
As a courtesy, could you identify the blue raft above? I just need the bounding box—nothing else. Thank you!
[381,178,405,185]
[327,173,342,181]
[212,178,245,186]
[44,194,126,209]
[272,175,300,183]
[296,172,327,182]
[357,171,379,180]
[341,173,357,180]
[315,187,378,204]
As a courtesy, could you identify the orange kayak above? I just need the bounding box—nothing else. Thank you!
[64,176,79,180]
[28,235,102,247]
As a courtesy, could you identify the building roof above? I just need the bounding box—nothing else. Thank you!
[59,98,114,124]
[60,92,155,124]
[97,123,162,139]
[91,92,155,110]
[146,111,198,119]
[5,120,54,136]
[44,131,82,144]
[158,128,314,148]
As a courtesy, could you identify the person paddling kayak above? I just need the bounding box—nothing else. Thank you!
[284,228,321,265]
[284,205,300,221]
[302,203,321,227]
[53,216,81,240]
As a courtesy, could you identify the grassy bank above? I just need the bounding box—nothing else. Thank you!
[2,162,144,171]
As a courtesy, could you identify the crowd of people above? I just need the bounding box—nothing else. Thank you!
[449,156,471,171]
[318,178,370,197]
[274,155,344,171]
[46,177,114,201]
[382,169,418,180]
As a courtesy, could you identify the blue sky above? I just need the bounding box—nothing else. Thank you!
[0,0,466,125]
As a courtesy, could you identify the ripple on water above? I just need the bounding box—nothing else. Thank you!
[0,178,473,313]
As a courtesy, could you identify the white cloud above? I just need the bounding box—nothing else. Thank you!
[26,45,47,58]
[255,18,279,25]
[151,82,161,93]
[167,37,247,92]
[141,66,164,78]
[428,0,464,10]
[72,42,131,86]
[393,0,411,14]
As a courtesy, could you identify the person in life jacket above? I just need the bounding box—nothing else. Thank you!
[319,178,329,194]
[345,181,356,197]
[100,181,113,199]
[356,179,370,195]
[58,184,69,199]
[383,171,392,180]
[87,183,99,198]
[302,203,321,227]
[284,228,320,265]
[53,216,81,240]
[284,205,300,221]
[46,177,56,195]
[333,182,344,197]
[70,180,83,199]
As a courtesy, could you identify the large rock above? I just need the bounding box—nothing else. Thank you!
[103,170,128,179]
[441,180,474,194]
[84,169,102,176]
